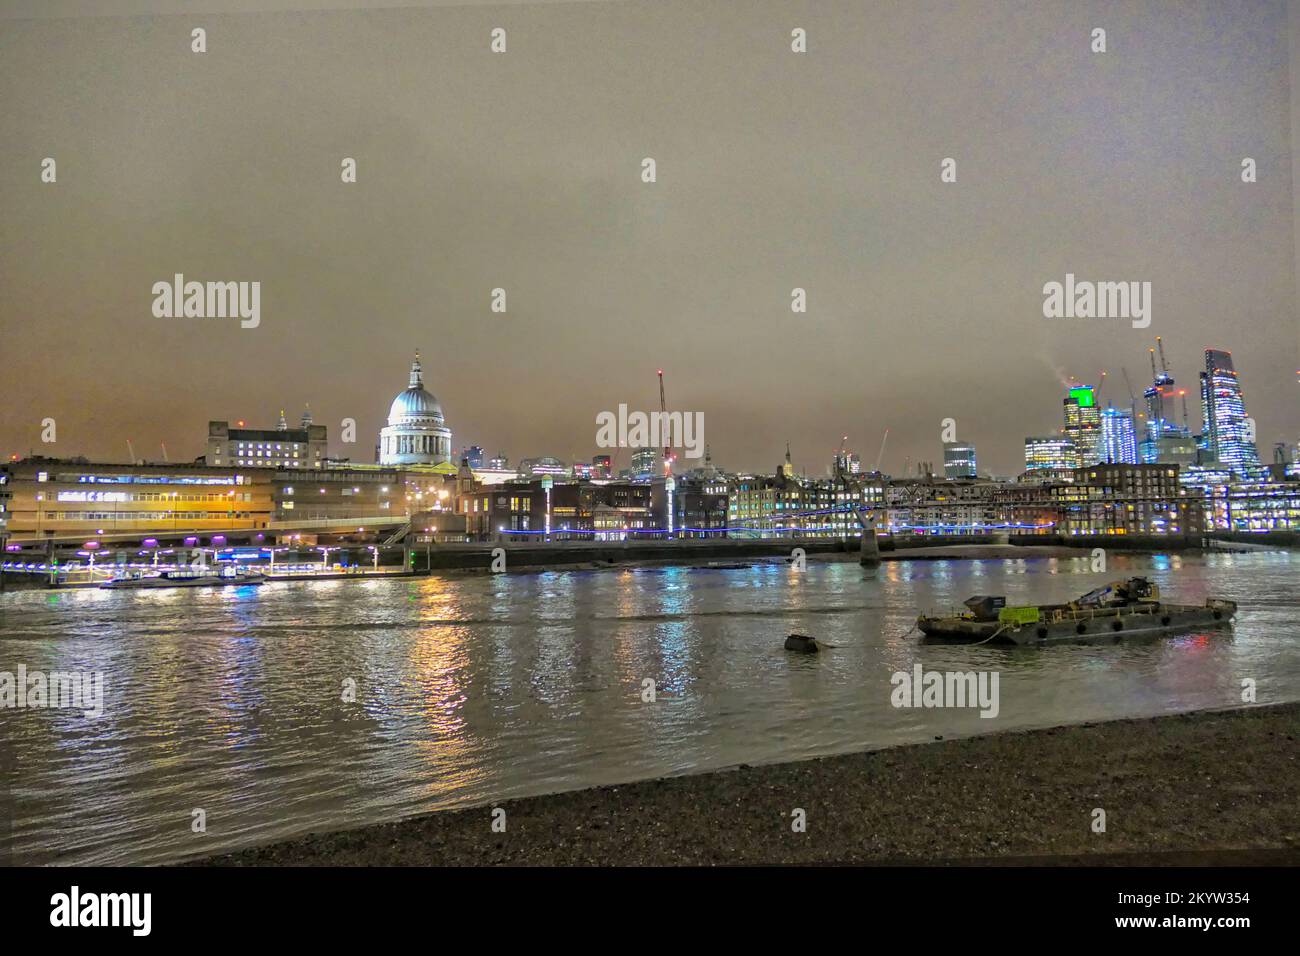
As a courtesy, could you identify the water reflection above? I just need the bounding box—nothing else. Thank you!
[0,551,1296,864]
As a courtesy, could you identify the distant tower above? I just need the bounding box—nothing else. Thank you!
[780,443,795,478]
[300,405,313,428]
[1063,385,1101,467]
[277,409,288,431]
[1200,349,1260,471]
[943,443,977,479]
[1099,407,1138,464]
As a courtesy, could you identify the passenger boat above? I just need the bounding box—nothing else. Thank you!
[918,577,1236,646]
[101,567,266,590]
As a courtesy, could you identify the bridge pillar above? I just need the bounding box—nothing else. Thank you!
[857,509,881,567]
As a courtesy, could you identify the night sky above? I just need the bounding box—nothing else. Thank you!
[1,0,1296,476]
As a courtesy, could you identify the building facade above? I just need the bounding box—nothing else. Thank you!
[943,443,977,479]
[208,412,326,469]
[1200,348,1260,472]
[0,458,274,536]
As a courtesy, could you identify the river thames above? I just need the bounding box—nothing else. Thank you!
[2,550,1297,865]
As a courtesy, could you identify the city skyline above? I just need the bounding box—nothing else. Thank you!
[3,338,1292,481]
[2,1,1298,478]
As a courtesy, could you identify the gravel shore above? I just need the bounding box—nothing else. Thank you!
[198,703,1300,866]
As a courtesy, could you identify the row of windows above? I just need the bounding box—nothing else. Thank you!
[53,492,256,503]
[42,511,258,521]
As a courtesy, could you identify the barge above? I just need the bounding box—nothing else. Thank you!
[918,577,1236,646]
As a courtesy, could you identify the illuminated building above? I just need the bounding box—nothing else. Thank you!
[1099,407,1138,464]
[517,457,568,477]
[1063,385,1102,466]
[1024,436,1076,471]
[1200,349,1260,472]
[462,445,485,468]
[1060,464,1198,536]
[208,412,325,468]
[0,458,274,535]
[630,448,657,480]
[378,352,453,467]
[272,467,399,522]
[592,455,613,479]
[1201,478,1300,532]
[943,443,977,479]
[460,478,652,542]
[487,453,509,470]
[0,469,9,548]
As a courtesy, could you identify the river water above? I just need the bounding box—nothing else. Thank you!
[1,551,1297,865]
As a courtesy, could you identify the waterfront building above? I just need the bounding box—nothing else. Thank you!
[572,462,594,480]
[1024,436,1076,471]
[1201,477,1300,532]
[1099,407,1138,465]
[0,458,274,536]
[1200,349,1261,472]
[272,467,399,524]
[726,470,882,539]
[1060,464,1196,536]
[208,414,326,468]
[884,477,1010,535]
[460,478,653,542]
[670,475,729,538]
[0,469,10,547]
[378,352,453,467]
[943,443,977,479]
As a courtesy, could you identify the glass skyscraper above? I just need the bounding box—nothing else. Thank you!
[1063,385,1102,466]
[1200,349,1260,471]
[1099,407,1138,464]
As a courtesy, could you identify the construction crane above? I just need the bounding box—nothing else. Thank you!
[1180,389,1191,431]
[1156,336,1170,375]
[1121,367,1141,422]
[835,435,849,476]
[657,369,672,477]
[874,428,890,474]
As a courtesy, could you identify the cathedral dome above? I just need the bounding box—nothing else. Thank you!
[387,356,444,425]
[378,352,453,467]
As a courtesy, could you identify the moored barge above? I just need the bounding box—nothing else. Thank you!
[918,577,1236,646]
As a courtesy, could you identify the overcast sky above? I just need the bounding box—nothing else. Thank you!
[1,0,1297,476]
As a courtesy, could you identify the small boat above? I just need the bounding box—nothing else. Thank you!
[101,568,266,590]
[918,577,1236,646]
